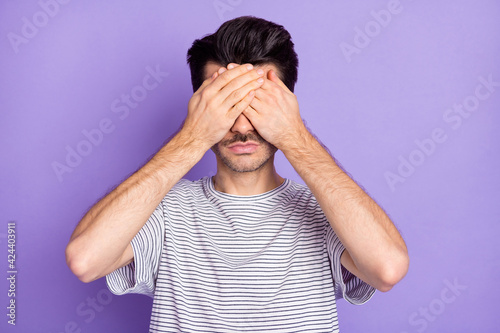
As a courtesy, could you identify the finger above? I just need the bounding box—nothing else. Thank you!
[254,75,275,91]
[221,75,264,108]
[268,69,291,93]
[253,86,273,103]
[254,77,285,103]
[227,90,256,120]
[243,105,260,124]
[218,67,265,102]
[227,63,240,70]
[248,96,264,113]
[209,63,256,92]
[194,70,220,95]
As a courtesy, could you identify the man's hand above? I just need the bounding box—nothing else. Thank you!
[223,65,408,291]
[182,64,265,149]
[243,69,308,151]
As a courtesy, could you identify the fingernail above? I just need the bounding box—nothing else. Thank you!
[218,67,226,74]
[246,64,253,70]
[227,64,235,69]
[211,72,218,79]
[257,78,264,83]
[257,69,264,75]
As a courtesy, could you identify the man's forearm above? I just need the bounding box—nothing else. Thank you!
[282,129,409,291]
[65,130,209,282]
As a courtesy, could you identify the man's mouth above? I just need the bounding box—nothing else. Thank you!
[226,142,259,154]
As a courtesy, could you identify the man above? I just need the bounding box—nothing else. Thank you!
[66,16,409,332]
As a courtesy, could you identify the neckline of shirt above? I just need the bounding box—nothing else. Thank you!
[203,176,291,202]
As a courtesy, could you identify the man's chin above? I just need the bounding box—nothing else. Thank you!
[221,159,269,173]
[212,146,276,174]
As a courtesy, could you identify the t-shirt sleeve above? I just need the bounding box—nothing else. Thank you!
[105,200,165,299]
[325,224,376,305]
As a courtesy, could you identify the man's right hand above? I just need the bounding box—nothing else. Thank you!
[182,63,265,149]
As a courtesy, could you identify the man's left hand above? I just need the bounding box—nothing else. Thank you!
[242,69,308,151]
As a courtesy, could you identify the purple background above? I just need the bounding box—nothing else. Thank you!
[1,0,499,332]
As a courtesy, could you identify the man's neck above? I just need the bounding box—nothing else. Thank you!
[212,164,284,196]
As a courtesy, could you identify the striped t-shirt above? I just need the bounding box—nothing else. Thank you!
[106,177,375,332]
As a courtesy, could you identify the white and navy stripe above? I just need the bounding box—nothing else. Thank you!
[107,177,375,332]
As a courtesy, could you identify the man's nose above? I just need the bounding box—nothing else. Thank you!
[231,112,255,135]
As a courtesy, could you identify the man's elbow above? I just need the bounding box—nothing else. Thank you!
[376,253,410,292]
[65,242,100,284]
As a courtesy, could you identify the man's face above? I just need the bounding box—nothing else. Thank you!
[204,62,279,173]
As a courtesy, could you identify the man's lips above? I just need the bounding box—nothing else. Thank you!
[226,141,259,154]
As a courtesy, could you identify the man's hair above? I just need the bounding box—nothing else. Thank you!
[187,16,299,92]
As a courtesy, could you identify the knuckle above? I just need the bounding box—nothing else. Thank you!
[219,71,232,84]
[199,89,207,99]
[188,95,201,108]
[196,80,208,93]
[240,64,251,72]
[237,66,253,78]
[230,89,243,101]
[250,71,262,81]
[233,99,248,113]
[231,104,242,115]
[253,80,264,88]
[200,87,212,100]
[202,76,212,85]
[206,99,218,111]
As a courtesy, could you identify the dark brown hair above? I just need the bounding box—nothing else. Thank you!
[187,16,299,92]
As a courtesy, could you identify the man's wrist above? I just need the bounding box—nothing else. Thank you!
[280,126,343,178]
[279,125,315,156]
[147,129,209,188]
[176,128,212,152]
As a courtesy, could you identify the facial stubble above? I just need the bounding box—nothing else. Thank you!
[212,132,278,173]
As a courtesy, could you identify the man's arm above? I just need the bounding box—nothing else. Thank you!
[281,131,408,292]
[65,132,207,283]
[65,64,265,283]
[244,69,409,292]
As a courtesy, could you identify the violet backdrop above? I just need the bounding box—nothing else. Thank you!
[0,0,499,332]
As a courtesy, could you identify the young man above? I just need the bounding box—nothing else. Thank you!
[66,16,409,332]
